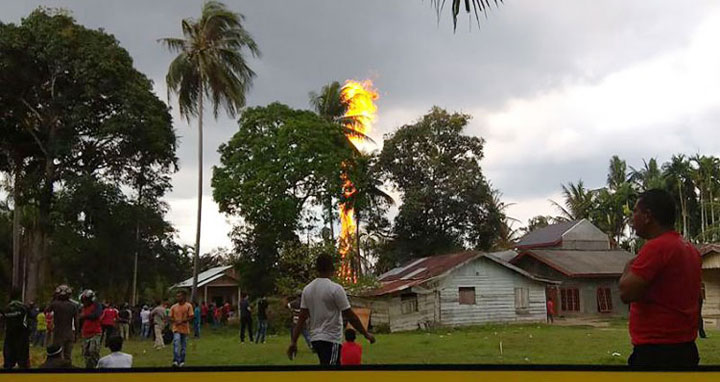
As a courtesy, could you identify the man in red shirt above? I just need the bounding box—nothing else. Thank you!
[620,189,702,368]
[100,303,118,347]
[79,290,103,369]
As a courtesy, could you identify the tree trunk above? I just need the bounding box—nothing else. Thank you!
[678,181,688,238]
[131,219,140,306]
[711,187,716,240]
[132,185,144,306]
[25,216,43,302]
[26,142,55,302]
[356,214,362,278]
[700,190,706,238]
[326,194,334,242]
[191,90,204,304]
[11,166,22,291]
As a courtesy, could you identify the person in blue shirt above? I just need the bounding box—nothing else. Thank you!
[193,302,201,338]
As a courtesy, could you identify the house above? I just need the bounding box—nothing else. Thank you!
[171,265,241,306]
[351,251,558,332]
[700,244,720,328]
[510,219,634,318]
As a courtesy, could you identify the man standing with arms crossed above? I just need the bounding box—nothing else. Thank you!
[287,253,375,365]
[620,189,702,368]
[150,301,167,349]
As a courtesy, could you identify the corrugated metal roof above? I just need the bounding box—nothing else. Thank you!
[363,251,558,296]
[487,250,519,263]
[699,244,720,257]
[172,265,234,289]
[379,252,479,283]
[515,220,580,249]
[513,249,633,277]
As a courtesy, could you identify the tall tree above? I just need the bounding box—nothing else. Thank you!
[0,9,178,300]
[378,107,503,265]
[663,155,693,238]
[212,103,352,296]
[160,1,260,302]
[309,81,346,242]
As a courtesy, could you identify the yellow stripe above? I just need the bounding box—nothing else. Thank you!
[2,371,720,382]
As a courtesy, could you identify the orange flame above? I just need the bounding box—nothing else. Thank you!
[338,80,379,283]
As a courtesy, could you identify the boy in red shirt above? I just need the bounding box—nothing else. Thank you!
[620,189,702,368]
[340,329,362,365]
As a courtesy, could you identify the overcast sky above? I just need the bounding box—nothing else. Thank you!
[3,0,720,253]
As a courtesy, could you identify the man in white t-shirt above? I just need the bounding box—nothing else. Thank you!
[140,306,151,339]
[287,253,375,365]
[97,335,132,368]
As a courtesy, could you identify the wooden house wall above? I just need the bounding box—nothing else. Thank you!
[514,257,626,317]
[438,257,546,326]
[702,269,720,329]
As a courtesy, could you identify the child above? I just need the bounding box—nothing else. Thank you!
[340,329,362,366]
[546,297,555,324]
[96,336,133,368]
[34,308,47,347]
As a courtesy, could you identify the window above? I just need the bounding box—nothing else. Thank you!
[514,287,529,311]
[597,288,613,313]
[560,288,580,311]
[400,293,418,314]
[459,287,476,305]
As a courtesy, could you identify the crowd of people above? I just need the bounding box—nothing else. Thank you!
[0,189,708,369]
[0,283,259,369]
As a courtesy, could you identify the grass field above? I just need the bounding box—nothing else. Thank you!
[13,321,720,367]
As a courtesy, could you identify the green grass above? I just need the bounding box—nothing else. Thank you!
[15,322,720,367]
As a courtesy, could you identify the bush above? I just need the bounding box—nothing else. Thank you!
[372,323,391,334]
[264,296,292,335]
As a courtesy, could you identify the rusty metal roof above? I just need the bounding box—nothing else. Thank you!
[379,251,479,282]
[515,220,581,249]
[512,249,634,278]
[362,251,558,297]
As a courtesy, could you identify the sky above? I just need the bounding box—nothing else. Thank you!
[3,0,720,253]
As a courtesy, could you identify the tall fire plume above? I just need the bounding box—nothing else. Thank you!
[338,80,379,283]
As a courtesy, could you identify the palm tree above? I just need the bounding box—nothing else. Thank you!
[607,155,629,192]
[663,155,692,238]
[550,180,595,222]
[309,81,376,244]
[692,155,720,241]
[160,1,260,302]
[630,158,665,191]
[431,0,502,31]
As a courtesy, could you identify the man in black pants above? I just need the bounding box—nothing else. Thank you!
[620,190,702,368]
[2,289,30,369]
[287,253,375,365]
[239,295,253,343]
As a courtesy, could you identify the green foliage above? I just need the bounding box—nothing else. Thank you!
[0,8,182,301]
[522,216,555,235]
[160,1,260,120]
[264,296,292,335]
[549,153,720,249]
[213,103,354,295]
[377,107,503,268]
[274,241,332,298]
